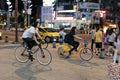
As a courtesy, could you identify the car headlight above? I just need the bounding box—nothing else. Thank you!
[0,32,2,36]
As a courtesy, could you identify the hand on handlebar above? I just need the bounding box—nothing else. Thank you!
[41,40,45,44]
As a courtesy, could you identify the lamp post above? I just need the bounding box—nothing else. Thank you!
[14,0,18,42]
[27,0,32,26]
[6,0,11,30]
[76,0,79,28]
[22,0,32,27]
[22,0,28,27]
[98,0,101,25]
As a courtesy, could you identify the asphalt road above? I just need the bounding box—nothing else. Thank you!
[0,29,112,80]
[0,42,112,80]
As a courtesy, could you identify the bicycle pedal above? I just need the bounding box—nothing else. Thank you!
[60,53,64,56]
[42,55,45,58]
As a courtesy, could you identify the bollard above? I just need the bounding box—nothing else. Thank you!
[52,36,56,48]
[5,36,9,43]
[99,48,105,59]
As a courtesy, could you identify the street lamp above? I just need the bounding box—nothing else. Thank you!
[6,0,11,29]
[22,0,27,27]
[14,0,18,42]
[76,0,79,27]
[22,0,32,27]
[27,0,32,26]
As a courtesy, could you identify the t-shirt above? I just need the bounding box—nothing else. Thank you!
[22,27,37,38]
[108,33,116,42]
[59,31,66,40]
[94,30,103,42]
[90,29,96,39]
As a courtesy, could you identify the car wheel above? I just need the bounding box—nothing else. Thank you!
[45,37,51,43]
[0,37,2,40]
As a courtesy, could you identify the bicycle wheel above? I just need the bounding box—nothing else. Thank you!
[57,47,64,57]
[40,41,48,49]
[36,48,52,66]
[14,46,29,63]
[80,47,93,61]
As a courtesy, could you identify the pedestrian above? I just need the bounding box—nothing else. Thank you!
[58,28,66,44]
[94,26,103,56]
[113,31,120,63]
[107,28,116,56]
[103,28,109,55]
[90,26,96,52]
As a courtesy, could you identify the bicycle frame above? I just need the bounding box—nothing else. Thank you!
[22,43,44,56]
[77,43,84,53]
[60,42,85,54]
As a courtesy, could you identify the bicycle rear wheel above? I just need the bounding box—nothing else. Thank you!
[14,46,29,63]
[57,47,64,57]
[36,48,52,66]
[80,47,93,61]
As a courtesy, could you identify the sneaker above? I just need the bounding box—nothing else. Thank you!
[29,55,35,61]
[65,55,70,59]
[75,49,77,51]
[60,53,63,56]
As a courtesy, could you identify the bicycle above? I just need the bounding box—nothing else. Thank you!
[14,41,52,66]
[57,39,93,61]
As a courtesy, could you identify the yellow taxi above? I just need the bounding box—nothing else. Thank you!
[38,27,59,42]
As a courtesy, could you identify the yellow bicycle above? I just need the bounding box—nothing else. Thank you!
[57,40,93,61]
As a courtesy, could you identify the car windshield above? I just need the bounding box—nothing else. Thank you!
[43,28,57,32]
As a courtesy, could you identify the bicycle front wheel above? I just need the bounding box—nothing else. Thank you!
[36,48,52,66]
[14,46,29,63]
[80,47,93,61]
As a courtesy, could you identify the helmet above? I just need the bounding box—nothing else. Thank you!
[32,22,38,28]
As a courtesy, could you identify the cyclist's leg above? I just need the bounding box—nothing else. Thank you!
[23,38,36,61]
[65,41,75,58]
[73,41,79,51]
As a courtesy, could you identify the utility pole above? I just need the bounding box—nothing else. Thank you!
[14,0,18,42]
[76,0,79,28]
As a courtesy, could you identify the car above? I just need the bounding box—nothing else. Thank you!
[38,27,59,42]
[0,32,2,40]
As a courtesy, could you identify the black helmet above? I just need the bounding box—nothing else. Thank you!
[32,22,38,28]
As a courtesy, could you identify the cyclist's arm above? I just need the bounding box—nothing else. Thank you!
[36,30,42,40]
[33,34,40,44]
[74,35,82,40]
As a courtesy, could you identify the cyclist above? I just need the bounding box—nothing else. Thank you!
[64,26,82,59]
[22,22,43,60]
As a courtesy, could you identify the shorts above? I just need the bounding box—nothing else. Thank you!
[108,42,114,46]
[96,42,102,48]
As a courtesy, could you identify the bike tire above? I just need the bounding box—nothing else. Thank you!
[14,46,29,63]
[80,47,93,61]
[36,48,52,66]
[57,47,64,57]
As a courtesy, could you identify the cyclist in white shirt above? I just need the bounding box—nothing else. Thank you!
[22,22,43,60]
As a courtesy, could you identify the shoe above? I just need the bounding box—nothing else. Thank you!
[75,49,77,51]
[65,55,70,59]
[29,55,35,61]
[60,53,63,56]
